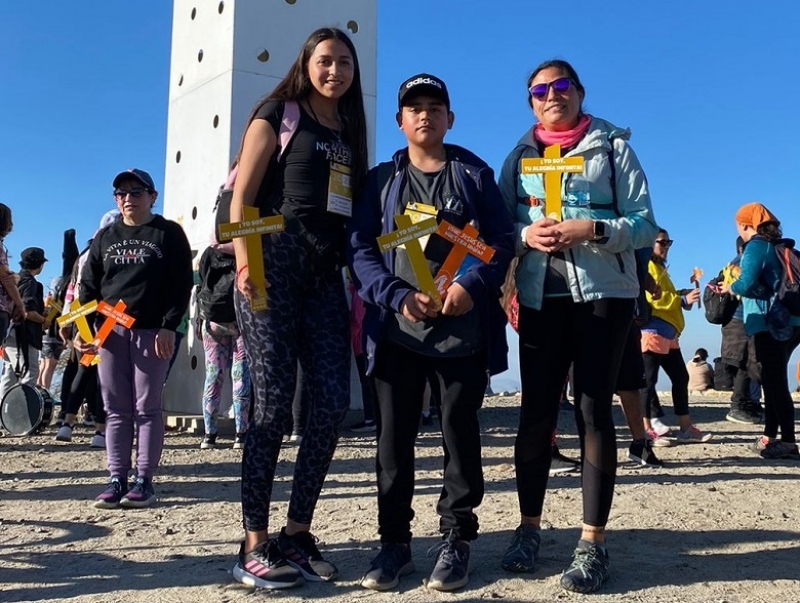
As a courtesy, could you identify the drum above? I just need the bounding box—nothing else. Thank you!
[0,384,54,436]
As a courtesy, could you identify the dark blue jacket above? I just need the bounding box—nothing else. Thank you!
[347,144,514,375]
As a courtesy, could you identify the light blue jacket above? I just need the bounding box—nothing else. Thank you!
[498,116,658,310]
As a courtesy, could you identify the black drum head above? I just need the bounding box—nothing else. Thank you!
[1,384,45,436]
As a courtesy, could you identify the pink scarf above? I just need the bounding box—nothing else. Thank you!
[534,114,592,148]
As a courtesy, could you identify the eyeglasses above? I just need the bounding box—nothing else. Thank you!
[529,77,573,100]
[113,188,148,199]
[655,239,674,248]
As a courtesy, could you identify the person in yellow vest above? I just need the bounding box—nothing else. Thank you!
[639,228,713,446]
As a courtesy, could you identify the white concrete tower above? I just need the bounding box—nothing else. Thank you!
[162,0,377,414]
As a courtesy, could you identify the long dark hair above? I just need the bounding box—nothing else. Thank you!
[526,59,586,112]
[235,27,368,195]
[0,203,12,238]
[757,222,782,242]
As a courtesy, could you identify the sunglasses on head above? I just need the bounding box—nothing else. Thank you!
[655,239,674,248]
[113,187,148,199]
[529,77,573,100]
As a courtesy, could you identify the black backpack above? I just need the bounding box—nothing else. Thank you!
[196,247,236,324]
[703,275,738,326]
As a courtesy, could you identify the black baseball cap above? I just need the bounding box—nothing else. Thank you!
[112,168,157,193]
[398,73,450,110]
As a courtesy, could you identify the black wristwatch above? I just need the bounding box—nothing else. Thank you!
[592,220,606,241]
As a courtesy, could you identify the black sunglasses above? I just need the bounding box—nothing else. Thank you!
[655,239,674,248]
[529,77,573,100]
[113,187,148,199]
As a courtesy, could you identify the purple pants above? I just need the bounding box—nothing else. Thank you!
[97,326,169,479]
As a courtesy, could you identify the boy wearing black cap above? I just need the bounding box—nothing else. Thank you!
[348,74,514,592]
[0,247,49,398]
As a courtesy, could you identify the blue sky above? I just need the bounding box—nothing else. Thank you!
[2,0,799,390]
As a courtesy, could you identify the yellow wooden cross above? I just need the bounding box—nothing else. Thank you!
[433,220,496,295]
[520,144,585,221]
[217,206,285,311]
[377,215,442,311]
[57,300,97,348]
[45,296,64,323]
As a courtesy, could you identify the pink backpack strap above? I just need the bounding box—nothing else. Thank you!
[224,165,238,189]
[278,100,300,161]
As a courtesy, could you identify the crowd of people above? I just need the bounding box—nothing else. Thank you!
[2,27,800,597]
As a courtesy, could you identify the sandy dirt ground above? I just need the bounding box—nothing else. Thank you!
[1,392,799,603]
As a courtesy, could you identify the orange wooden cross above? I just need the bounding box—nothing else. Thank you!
[433,220,495,295]
[80,300,136,366]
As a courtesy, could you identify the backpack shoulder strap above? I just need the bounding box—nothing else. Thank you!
[376,161,396,213]
[278,101,300,161]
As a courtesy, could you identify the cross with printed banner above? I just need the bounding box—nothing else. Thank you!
[56,299,135,366]
[80,301,136,366]
[217,206,285,311]
[433,221,496,295]
[57,300,98,362]
[521,144,585,221]
[377,215,442,311]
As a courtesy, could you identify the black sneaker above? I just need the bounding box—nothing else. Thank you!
[760,441,800,460]
[550,445,580,476]
[501,524,541,573]
[233,433,246,450]
[120,477,157,508]
[278,528,338,581]
[232,540,302,590]
[427,532,470,592]
[560,540,610,594]
[628,439,664,467]
[726,407,761,424]
[200,433,217,449]
[94,476,128,509]
[361,542,414,591]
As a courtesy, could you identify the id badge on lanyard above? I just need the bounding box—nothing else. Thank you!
[327,162,353,217]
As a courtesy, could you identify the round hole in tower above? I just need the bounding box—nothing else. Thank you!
[191,355,198,370]
[213,115,219,128]
[198,49,204,62]
[256,49,270,63]
[218,1,224,14]
[347,20,359,33]
[191,206,198,220]
[176,150,182,163]
[191,7,197,20]
[285,0,296,4]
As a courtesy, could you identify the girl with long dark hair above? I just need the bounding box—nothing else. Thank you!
[229,27,368,590]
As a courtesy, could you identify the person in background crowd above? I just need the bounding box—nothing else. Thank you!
[0,247,50,398]
[686,348,714,393]
[639,229,713,447]
[722,202,800,460]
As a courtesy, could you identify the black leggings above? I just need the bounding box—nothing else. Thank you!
[516,297,633,527]
[61,354,105,424]
[754,327,800,443]
[640,348,690,419]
